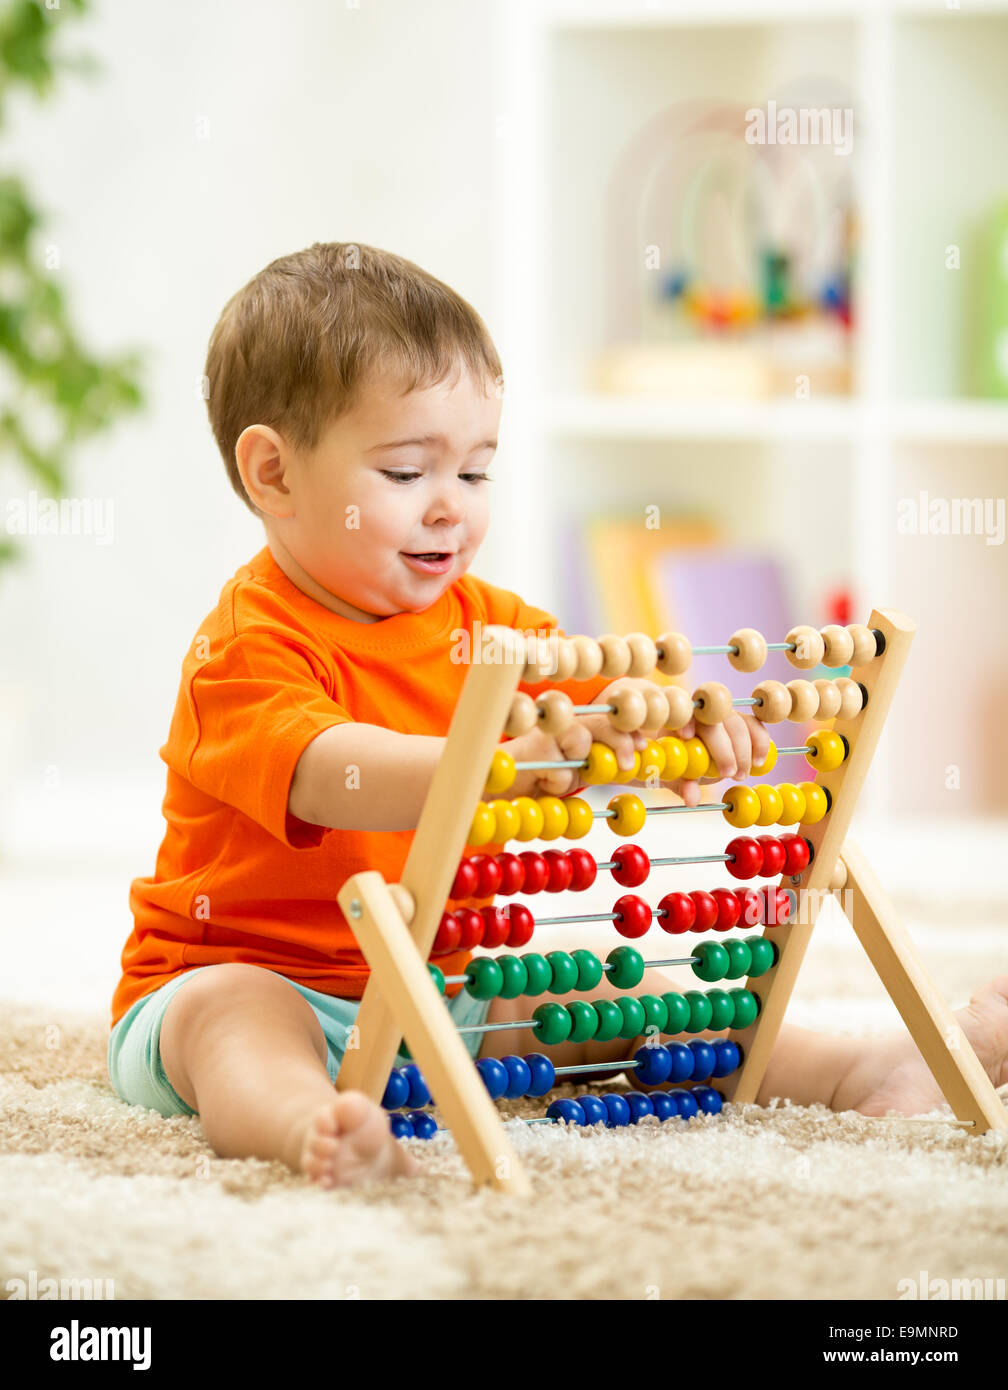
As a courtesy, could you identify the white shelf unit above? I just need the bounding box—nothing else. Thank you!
[493,0,1008,819]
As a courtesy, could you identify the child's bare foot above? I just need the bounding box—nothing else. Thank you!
[294,1090,420,1187]
[831,976,1008,1119]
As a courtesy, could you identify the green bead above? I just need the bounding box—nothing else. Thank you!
[730,988,760,1030]
[572,948,604,992]
[706,988,735,1031]
[639,993,669,1036]
[497,954,529,999]
[691,941,730,983]
[520,952,551,997]
[685,989,713,1033]
[661,991,691,1035]
[427,962,446,995]
[592,998,624,1043]
[533,1001,573,1046]
[546,950,579,995]
[745,935,776,978]
[724,939,752,981]
[567,999,598,1043]
[606,945,645,990]
[466,957,504,1000]
[617,995,646,1040]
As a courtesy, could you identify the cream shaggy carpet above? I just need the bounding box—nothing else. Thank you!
[3,895,1008,1301]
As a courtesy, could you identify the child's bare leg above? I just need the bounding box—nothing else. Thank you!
[159,963,417,1187]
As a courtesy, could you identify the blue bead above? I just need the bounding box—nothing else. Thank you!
[475,1056,509,1100]
[692,1086,724,1116]
[670,1088,699,1120]
[389,1113,414,1139]
[401,1063,430,1109]
[711,1039,741,1078]
[625,1093,655,1124]
[524,1053,556,1097]
[602,1093,631,1127]
[688,1040,716,1082]
[666,1042,694,1083]
[578,1093,608,1126]
[381,1069,411,1111]
[547,1098,586,1126]
[650,1091,679,1122]
[633,1044,672,1085]
[408,1109,439,1139]
[503,1055,532,1100]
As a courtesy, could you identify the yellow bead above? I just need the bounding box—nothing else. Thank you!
[776,782,807,826]
[755,783,784,826]
[489,799,522,843]
[751,740,777,777]
[658,736,688,781]
[484,748,516,796]
[638,739,666,785]
[607,793,647,837]
[468,802,498,846]
[613,751,642,784]
[683,736,711,781]
[582,742,619,786]
[562,796,594,839]
[537,796,570,841]
[722,785,761,828]
[512,796,546,841]
[799,781,829,824]
[805,730,848,773]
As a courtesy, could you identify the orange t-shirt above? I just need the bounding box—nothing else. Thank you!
[111,546,612,1028]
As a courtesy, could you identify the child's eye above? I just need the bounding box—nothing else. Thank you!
[381,471,491,484]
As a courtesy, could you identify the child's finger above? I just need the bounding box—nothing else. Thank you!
[692,723,737,780]
[741,712,771,769]
[722,713,755,778]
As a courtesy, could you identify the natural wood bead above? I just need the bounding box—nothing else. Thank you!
[571,635,604,682]
[387,883,415,923]
[727,628,768,673]
[607,683,649,732]
[692,681,734,725]
[835,676,865,719]
[664,685,694,730]
[522,631,561,682]
[625,632,658,678]
[504,692,538,736]
[643,686,670,731]
[786,679,819,721]
[820,624,855,669]
[829,859,848,892]
[554,637,579,682]
[847,624,878,666]
[598,633,632,679]
[813,678,842,720]
[656,631,692,677]
[785,625,826,670]
[536,689,575,737]
[753,680,792,723]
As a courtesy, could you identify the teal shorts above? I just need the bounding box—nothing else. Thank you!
[107,966,493,1120]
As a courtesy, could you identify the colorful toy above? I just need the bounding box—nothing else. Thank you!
[336,612,1007,1195]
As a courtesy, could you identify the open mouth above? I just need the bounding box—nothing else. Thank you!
[401,551,456,573]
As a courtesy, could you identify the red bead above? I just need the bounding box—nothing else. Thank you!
[449,858,480,900]
[725,836,763,880]
[756,835,787,878]
[780,834,811,876]
[432,911,462,953]
[542,849,573,894]
[454,909,484,950]
[773,888,794,925]
[738,888,765,927]
[505,903,535,949]
[610,844,650,888]
[567,848,597,893]
[613,894,652,939]
[689,889,718,933]
[469,853,503,898]
[479,905,510,949]
[495,852,525,896]
[658,892,696,935]
[712,887,741,932]
[517,851,550,895]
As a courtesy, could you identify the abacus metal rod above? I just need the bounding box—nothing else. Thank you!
[441,954,702,985]
[514,746,812,772]
[691,642,797,655]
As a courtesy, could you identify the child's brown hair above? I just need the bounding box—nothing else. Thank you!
[204,242,503,516]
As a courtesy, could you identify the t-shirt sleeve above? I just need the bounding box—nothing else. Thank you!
[177,631,353,850]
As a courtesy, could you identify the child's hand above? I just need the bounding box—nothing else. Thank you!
[504,715,649,800]
[668,709,772,808]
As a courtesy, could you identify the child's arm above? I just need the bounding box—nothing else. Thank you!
[289,723,448,833]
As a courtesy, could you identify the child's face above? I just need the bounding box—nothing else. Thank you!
[260,363,501,622]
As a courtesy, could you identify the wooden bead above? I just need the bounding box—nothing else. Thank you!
[571,635,604,681]
[554,637,579,682]
[813,679,842,720]
[664,685,694,731]
[504,692,538,736]
[847,624,878,666]
[597,634,632,679]
[820,624,855,669]
[753,680,792,723]
[829,859,848,892]
[785,626,825,670]
[656,632,692,677]
[727,628,768,673]
[607,683,649,732]
[835,677,865,719]
[625,632,658,678]
[522,632,557,682]
[642,686,670,731]
[692,681,734,725]
[536,689,575,737]
[387,882,415,923]
[786,679,819,722]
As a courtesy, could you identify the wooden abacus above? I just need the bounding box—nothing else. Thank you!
[336,611,1007,1196]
